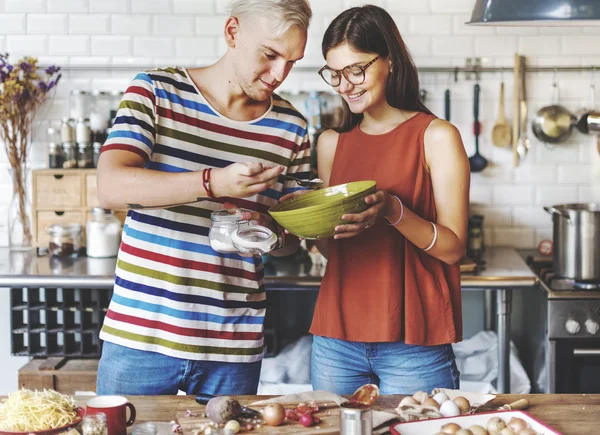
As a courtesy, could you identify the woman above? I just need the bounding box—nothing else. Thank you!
[309,5,470,395]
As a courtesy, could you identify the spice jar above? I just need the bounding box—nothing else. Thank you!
[82,413,108,435]
[70,89,89,119]
[209,209,279,255]
[78,142,93,168]
[467,214,485,261]
[60,118,74,143]
[76,118,91,143]
[62,142,77,169]
[93,142,102,167]
[86,207,122,258]
[48,141,64,169]
[48,223,83,257]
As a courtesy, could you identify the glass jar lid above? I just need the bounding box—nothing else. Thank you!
[91,206,114,216]
[231,226,278,255]
[48,223,82,236]
[211,208,248,224]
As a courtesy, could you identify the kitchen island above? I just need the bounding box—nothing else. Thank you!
[0,247,537,393]
[65,393,598,435]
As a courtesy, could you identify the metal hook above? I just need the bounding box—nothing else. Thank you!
[454,67,459,83]
[552,68,558,87]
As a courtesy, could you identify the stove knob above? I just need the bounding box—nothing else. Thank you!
[585,320,600,335]
[565,319,581,335]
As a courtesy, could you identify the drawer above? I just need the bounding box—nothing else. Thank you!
[35,173,82,209]
[36,211,85,247]
[85,173,100,208]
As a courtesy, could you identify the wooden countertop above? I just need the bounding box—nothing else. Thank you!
[70,394,599,435]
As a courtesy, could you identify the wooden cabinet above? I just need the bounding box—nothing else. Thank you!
[32,169,127,254]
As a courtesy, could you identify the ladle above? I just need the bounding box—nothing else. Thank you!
[469,84,488,172]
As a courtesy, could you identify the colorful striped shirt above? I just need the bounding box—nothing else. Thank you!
[99,67,311,362]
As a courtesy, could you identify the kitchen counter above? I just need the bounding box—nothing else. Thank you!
[65,394,598,435]
[0,247,537,394]
[0,247,536,289]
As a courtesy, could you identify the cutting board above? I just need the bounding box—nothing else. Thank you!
[176,403,341,434]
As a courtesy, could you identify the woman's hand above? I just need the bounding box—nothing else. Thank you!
[333,190,396,239]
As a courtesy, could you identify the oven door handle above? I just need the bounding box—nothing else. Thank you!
[573,348,600,356]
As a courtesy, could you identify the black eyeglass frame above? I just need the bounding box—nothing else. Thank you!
[318,55,382,87]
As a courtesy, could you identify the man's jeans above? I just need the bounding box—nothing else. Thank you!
[97,341,262,395]
[311,335,460,395]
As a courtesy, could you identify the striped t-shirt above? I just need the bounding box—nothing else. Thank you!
[99,67,311,363]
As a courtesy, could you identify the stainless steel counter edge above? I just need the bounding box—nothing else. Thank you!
[0,247,538,290]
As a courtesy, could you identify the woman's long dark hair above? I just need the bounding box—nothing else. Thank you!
[322,5,432,132]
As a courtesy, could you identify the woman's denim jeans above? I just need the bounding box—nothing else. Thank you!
[97,341,262,395]
[311,335,460,395]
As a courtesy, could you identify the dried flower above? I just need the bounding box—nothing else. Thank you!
[0,53,61,246]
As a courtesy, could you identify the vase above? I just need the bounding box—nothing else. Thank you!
[8,167,33,251]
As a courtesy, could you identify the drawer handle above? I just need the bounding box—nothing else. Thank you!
[54,211,65,216]
[53,174,64,180]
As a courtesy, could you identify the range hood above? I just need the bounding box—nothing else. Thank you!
[467,0,600,26]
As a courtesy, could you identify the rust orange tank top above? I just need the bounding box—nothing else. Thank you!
[309,112,462,345]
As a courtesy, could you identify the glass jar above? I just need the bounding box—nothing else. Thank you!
[48,223,83,257]
[76,117,91,143]
[48,142,64,169]
[71,89,89,119]
[93,142,102,167]
[82,413,108,435]
[90,90,111,131]
[62,142,77,169]
[86,207,122,258]
[77,142,93,168]
[209,209,278,255]
[132,422,157,435]
[60,118,75,143]
[467,214,485,261]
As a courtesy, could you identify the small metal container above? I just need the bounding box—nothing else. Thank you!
[340,405,373,435]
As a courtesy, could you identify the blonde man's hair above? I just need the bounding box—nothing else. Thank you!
[229,0,312,35]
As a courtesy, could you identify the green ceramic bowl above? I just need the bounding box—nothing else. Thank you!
[268,180,377,239]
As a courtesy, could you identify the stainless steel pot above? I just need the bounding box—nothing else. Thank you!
[544,203,600,281]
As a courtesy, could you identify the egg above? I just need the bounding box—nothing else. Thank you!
[399,396,419,406]
[452,396,471,414]
[439,399,461,417]
[468,425,488,435]
[440,422,462,434]
[432,392,450,406]
[422,397,441,410]
[412,390,429,404]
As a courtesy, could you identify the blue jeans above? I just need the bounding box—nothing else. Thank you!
[97,341,262,395]
[311,335,460,395]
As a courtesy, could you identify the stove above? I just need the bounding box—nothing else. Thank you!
[521,250,600,393]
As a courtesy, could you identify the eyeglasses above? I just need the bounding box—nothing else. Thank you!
[318,55,381,87]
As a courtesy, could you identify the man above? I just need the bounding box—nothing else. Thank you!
[95,0,312,395]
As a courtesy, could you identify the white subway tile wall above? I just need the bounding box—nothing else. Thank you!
[0,0,598,248]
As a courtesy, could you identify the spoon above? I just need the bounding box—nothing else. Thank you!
[491,82,512,147]
[282,174,324,189]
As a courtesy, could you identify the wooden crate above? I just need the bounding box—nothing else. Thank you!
[18,358,99,395]
[32,169,127,254]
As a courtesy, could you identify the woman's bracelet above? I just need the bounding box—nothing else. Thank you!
[423,222,438,252]
[202,168,214,198]
[385,195,404,226]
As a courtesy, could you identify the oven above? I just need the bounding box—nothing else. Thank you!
[523,252,600,394]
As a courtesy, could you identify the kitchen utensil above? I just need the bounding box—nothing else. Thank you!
[544,203,600,281]
[444,89,450,121]
[468,84,488,172]
[268,180,377,239]
[532,81,575,144]
[491,82,511,147]
[469,398,529,415]
[512,54,522,166]
[282,174,324,189]
[195,393,262,418]
[518,60,530,160]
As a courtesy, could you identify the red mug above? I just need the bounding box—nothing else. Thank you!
[86,396,136,435]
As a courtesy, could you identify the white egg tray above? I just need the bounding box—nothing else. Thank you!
[390,410,563,435]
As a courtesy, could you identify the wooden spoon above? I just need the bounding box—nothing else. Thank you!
[492,82,512,147]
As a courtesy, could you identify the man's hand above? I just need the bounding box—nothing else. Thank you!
[211,162,284,198]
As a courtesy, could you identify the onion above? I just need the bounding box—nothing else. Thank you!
[498,428,516,435]
[517,429,539,435]
[455,429,474,435]
[440,422,462,434]
[507,417,528,433]
[285,408,299,421]
[468,425,488,435]
[487,417,507,434]
[299,412,314,427]
[262,404,285,426]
